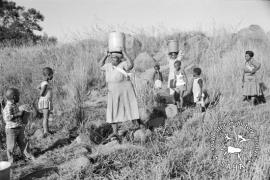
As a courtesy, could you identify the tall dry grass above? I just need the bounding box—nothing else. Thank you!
[0,26,270,179]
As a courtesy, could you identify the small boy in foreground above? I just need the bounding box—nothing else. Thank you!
[2,88,33,163]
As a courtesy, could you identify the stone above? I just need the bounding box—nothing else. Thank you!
[60,156,90,172]
[165,104,178,118]
[33,129,43,139]
[74,146,90,155]
[134,52,155,72]
[133,129,148,144]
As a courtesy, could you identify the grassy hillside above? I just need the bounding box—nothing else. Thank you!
[0,25,270,179]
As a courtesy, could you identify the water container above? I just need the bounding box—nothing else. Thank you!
[168,40,179,53]
[108,32,125,53]
[0,161,11,180]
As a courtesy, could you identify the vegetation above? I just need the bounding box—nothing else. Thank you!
[0,0,57,46]
[0,23,270,179]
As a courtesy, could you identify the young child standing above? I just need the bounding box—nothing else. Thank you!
[152,64,163,89]
[173,61,187,112]
[2,88,33,163]
[191,68,206,112]
[38,67,54,138]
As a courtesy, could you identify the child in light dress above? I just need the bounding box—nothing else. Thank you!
[152,64,163,89]
[37,67,54,138]
[191,68,206,112]
[172,61,187,112]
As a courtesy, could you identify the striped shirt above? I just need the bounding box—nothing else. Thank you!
[2,101,22,129]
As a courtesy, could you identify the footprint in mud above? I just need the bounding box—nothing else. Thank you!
[19,167,58,180]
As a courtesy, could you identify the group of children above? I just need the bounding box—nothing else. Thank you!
[1,67,54,163]
[152,52,206,112]
[0,45,262,164]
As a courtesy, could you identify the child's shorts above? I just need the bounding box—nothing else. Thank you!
[38,97,53,111]
[154,80,162,89]
[175,84,187,93]
[194,93,205,106]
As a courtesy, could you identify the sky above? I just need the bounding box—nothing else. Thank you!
[14,0,270,42]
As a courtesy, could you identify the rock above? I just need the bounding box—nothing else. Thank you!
[33,129,43,139]
[237,25,268,42]
[75,134,92,145]
[125,34,142,60]
[165,104,178,118]
[60,156,90,172]
[74,146,90,155]
[147,117,166,129]
[133,129,147,143]
[139,106,167,129]
[134,52,155,72]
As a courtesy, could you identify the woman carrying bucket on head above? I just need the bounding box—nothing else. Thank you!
[167,40,184,96]
[99,32,140,142]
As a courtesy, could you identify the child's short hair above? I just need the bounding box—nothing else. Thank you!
[193,67,202,76]
[245,51,254,57]
[43,67,53,77]
[5,88,19,100]
[174,60,181,66]
[169,52,179,56]
[154,64,160,69]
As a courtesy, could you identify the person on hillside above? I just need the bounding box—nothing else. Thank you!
[2,88,34,163]
[190,67,206,112]
[37,67,54,138]
[168,50,184,95]
[172,60,187,112]
[152,64,163,90]
[242,51,261,104]
[99,49,140,142]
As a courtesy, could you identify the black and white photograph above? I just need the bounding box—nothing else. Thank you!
[0,0,270,179]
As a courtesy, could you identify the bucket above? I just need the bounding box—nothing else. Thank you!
[168,40,179,53]
[108,32,125,53]
[0,161,11,180]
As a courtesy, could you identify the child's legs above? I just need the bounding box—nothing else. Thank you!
[42,109,50,133]
[16,127,27,154]
[6,128,16,163]
[179,90,185,109]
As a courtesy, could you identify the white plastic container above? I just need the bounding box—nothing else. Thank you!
[168,40,179,53]
[0,161,11,180]
[108,32,125,53]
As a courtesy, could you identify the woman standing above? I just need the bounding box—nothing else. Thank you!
[100,49,139,141]
[242,51,261,104]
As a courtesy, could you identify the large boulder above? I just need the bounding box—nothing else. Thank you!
[125,34,142,60]
[134,52,156,72]
[182,33,210,64]
[139,106,167,130]
[236,25,269,45]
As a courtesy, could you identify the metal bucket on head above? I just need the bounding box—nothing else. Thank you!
[108,32,125,53]
[168,40,179,53]
[0,161,11,180]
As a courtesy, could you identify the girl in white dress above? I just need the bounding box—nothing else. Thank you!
[38,67,54,137]
[168,51,184,95]
[191,67,206,112]
[173,61,187,112]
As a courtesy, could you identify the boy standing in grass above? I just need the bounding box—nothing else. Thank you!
[2,88,33,163]
[191,68,206,112]
[152,64,163,89]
